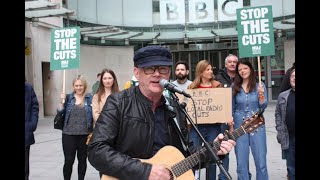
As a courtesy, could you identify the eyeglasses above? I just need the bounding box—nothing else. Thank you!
[143,66,170,75]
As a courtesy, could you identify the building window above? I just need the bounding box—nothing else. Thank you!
[244,0,250,6]
[153,1,160,13]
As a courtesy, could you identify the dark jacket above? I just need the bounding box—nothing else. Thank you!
[275,89,291,150]
[57,92,93,132]
[92,80,100,94]
[25,83,39,146]
[88,86,208,180]
[215,68,233,87]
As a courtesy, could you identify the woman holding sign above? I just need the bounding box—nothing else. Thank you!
[187,60,228,180]
[57,75,93,180]
[231,59,268,180]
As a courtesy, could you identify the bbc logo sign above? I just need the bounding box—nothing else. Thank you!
[160,0,243,24]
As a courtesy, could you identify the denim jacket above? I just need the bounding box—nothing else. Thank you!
[57,92,93,132]
[232,82,268,129]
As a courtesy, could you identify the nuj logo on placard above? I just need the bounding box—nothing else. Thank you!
[61,60,69,68]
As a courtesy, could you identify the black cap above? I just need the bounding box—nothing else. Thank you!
[133,45,173,68]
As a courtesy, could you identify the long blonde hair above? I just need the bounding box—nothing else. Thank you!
[188,60,221,89]
[72,75,88,106]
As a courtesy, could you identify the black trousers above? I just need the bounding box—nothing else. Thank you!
[25,145,30,180]
[62,134,88,180]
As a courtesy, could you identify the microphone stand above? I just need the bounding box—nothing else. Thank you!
[170,92,232,180]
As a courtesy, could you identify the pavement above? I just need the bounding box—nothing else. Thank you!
[29,101,287,180]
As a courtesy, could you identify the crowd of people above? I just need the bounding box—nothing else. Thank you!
[25,45,295,180]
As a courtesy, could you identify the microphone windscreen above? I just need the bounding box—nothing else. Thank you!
[159,79,168,88]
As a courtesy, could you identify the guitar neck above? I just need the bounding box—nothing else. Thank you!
[171,126,246,177]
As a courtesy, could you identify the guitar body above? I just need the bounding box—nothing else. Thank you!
[101,146,195,180]
[101,112,265,180]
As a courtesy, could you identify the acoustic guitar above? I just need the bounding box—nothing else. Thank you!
[101,111,265,180]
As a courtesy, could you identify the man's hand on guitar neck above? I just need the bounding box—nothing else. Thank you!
[215,133,236,155]
[148,164,172,180]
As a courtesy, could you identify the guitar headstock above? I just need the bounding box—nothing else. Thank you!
[241,111,265,134]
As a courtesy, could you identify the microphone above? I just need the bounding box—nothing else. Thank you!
[159,79,191,98]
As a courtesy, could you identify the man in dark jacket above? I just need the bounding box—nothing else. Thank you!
[215,54,238,87]
[215,53,237,180]
[25,82,39,180]
[88,45,236,180]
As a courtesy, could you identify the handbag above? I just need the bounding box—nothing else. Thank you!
[54,112,65,130]
[54,95,69,130]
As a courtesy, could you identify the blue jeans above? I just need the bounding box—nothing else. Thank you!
[189,124,221,180]
[285,136,295,180]
[234,126,269,180]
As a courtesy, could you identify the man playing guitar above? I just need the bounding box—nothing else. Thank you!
[87,45,236,180]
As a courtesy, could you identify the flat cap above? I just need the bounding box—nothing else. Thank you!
[133,45,173,68]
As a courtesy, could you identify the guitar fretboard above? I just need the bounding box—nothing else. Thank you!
[171,126,247,177]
